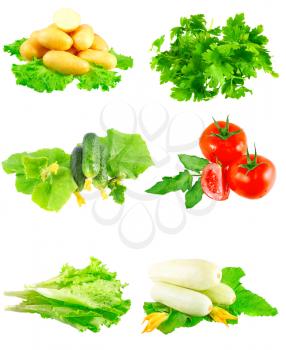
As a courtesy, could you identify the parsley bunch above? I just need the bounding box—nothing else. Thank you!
[151,14,278,101]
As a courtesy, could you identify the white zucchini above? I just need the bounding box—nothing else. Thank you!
[201,283,236,306]
[149,259,222,291]
[151,282,213,317]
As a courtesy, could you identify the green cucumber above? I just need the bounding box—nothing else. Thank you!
[82,133,101,178]
[93,144,108,189]
[70,146,86,191]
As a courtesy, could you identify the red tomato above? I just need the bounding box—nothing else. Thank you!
[227,154,276,199]
[199,118,247,166]
[201,163,230,201]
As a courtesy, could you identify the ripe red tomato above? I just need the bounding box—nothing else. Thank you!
[201,163,230,201]
[199,117,247,166]
[227,154,276,199]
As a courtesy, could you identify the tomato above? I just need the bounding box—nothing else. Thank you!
[227,154,276,199]
[201,163,230,201]
[199,117,247,166]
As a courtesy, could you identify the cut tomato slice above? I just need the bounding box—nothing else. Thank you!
[201,163,230,201]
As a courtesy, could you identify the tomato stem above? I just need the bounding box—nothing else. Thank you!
[239,144,265,173]
[211,116,241,140]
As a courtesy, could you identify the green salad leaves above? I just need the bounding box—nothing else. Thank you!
[4,39,133,92]
[2,129,153,211]
[5,257,131,333]
[146,154,208,209]
[144,267,278,334]
[151,13,278,102]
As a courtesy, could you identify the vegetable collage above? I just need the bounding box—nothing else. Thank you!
[1,5,281,342]
[146,117,276,208]
[2,129,153,211]
[143,259,278,334]
[4,9,133,92]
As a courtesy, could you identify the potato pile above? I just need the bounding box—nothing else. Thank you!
[20,8,117,75]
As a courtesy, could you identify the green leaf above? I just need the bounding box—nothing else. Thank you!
[31,168,77,212]
[109,183,126,205]
[12,59,74,93]
[22,156,48,179]
[151,35,165,51]
[30,148,70,168]
[5,257,131,333]
[146,170,192,195]
[104,129,153,179]
[178,154,209,172]
[222,267,278,317]
[185,179,203,208]
[76,64,121,91]
[15,174,39,194]
[3,38,26,60]
[2,152,28,174]
[109,49,134,70]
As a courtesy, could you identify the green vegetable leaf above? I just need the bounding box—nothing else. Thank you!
[2,152,28,174]
[109,49,134,70]
[15,174,39,194]
[179,154,209,172]
[22,156,48,179]
[5,257,131,333]
[76,64,121,91]
[104,129,154,179]
[12,59,74,93]
[146,170,192,195]
[144,266,278,334]
[32,168,77,212]
[185,179,203,208]
[3,38,26,60]
[109,183,127,205]
[30,148,70,168]
[222,267,278,317]
[151,13,278,102]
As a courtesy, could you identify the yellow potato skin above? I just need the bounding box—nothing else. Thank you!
[78,49,117,70]
[20,38,48,60]
[53,8,81,32]
[37,27,73,51]
[71,24,94,51]
[91,34,109,51]
[43,50,90,75]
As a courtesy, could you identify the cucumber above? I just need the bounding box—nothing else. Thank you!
[82,133,101,178]
[93,144,108,189]
[70,146,86,191]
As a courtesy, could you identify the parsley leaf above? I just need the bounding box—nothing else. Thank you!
[151,13,278,102]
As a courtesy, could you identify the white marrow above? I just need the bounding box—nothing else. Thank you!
[151,282,213,317]
[201,283,236,306]
[149,259,222,291]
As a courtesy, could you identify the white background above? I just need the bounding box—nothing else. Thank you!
[0,0,285,349]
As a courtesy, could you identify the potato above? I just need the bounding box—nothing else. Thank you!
[43,50,90,75]
[53,8,80,32]
[20,39,48,60]
[91,34,109,51]
[78,49,117,70]
[37,27,73,51]
[71,24,94,51]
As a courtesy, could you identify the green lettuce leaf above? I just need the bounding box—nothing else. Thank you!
[3,38,26,60]
[144,266,278,334]
[76,64,121,91]
[104,129,154,179]
[5,257,131,333]
[110,49,134,70]
[12,59,74,92]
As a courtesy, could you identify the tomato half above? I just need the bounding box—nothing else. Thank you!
[201,163,230,201]
[227,154,276,199]
[199,117,247,166]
